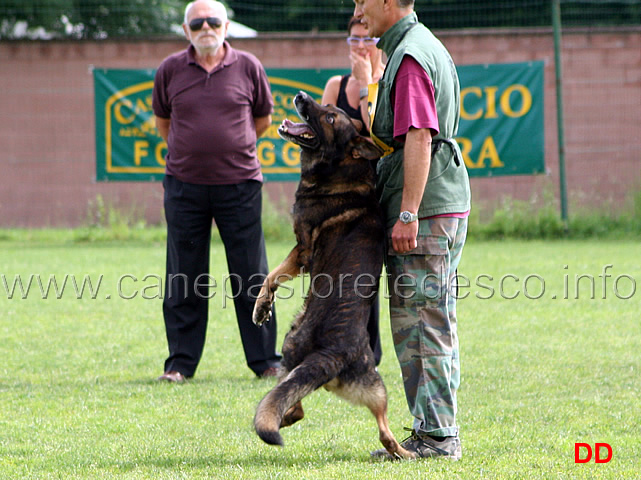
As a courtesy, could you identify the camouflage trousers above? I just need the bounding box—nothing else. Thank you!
[385,216,468,437]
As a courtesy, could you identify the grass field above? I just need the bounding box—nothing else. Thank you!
[1,232,639,479]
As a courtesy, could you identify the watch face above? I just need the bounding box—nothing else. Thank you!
[400,211,417,223]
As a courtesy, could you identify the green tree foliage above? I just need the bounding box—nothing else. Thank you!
[1,0,184,39]
[1,0,70,38]
[227,0,353,32]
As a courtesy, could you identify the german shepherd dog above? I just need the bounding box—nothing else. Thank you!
[252,91,413,459]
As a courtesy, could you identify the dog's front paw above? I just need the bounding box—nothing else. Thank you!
[252,286,274,326]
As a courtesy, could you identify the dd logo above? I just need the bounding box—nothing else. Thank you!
[575,443,613,463]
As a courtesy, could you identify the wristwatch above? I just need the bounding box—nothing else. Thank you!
[399,211,419,224]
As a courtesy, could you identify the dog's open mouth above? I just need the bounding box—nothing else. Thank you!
[278,118,319,149]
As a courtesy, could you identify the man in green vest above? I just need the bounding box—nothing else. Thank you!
[353,0,471,460]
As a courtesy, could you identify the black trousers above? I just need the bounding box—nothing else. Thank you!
[162,175,281,377]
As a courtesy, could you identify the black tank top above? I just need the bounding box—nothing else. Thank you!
[336,75,369,136]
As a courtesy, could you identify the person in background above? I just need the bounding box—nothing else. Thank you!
[353,0,471,460]
[322,16,385,136]
[152,0,281,382]
[321,16,386,365]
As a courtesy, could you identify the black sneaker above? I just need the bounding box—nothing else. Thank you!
[371,429,462,461]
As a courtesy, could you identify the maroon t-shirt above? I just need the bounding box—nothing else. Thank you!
[152,43,273,184]
[391,55,439,142]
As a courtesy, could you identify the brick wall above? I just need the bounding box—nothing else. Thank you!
[1,27,639,227]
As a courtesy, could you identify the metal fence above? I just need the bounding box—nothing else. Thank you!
[230,0,641,33]
[1,0,640,39]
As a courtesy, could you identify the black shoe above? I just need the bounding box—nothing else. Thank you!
[371,429,462,461]
[157,371,186,383]
[258,366,279,378]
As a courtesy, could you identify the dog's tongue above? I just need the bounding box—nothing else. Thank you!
[281,118,313,135]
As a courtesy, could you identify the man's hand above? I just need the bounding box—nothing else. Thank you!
[391,219,418,253]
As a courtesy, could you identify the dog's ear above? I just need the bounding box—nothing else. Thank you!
[351,137,383,161]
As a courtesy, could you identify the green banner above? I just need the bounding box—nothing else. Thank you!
[94,61,544,182]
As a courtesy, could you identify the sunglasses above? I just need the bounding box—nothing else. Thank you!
[189,17,223,31]
[346,36,379,46]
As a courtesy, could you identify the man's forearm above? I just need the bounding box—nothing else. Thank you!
[401,127,432,213]
[155,116,170,143]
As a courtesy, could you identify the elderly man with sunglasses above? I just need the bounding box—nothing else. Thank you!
[152,0,281,382]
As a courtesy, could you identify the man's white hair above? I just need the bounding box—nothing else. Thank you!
[184,0,228,24]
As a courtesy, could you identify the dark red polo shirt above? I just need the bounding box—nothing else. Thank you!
[152,42,273,185]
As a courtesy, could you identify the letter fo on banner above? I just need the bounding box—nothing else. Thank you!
[94,62,544,182]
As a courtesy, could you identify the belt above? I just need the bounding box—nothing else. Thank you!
[373,136,461,167]
[431,138,461,167]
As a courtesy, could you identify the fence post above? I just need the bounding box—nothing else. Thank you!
[552,0,569,226]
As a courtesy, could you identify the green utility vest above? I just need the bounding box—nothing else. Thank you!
[371,13,470,228]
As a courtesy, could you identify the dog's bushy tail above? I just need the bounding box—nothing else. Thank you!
[254,354,340,446]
